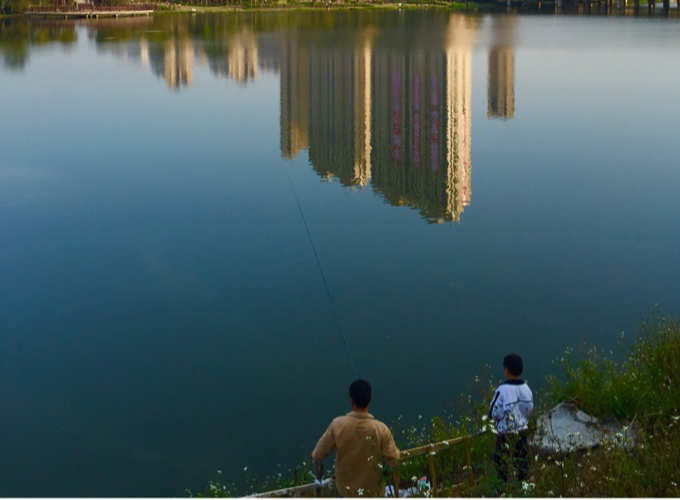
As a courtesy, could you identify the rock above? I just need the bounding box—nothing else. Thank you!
[530,402,636,453]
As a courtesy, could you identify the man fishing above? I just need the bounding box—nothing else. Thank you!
[312,379,400,497]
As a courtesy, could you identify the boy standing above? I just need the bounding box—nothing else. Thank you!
[489,354,534,482]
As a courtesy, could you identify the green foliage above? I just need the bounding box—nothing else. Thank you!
[548,318,680,421]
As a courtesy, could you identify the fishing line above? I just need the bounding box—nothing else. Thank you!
[284,168,359,377]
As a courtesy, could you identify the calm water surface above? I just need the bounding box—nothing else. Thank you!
[1,9,680,496]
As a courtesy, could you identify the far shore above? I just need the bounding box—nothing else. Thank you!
[163,1,513,13]
[11,0,519,17]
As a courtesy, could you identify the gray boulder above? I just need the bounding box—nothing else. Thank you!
[531,402,635,453]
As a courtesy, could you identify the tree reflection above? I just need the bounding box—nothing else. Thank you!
[0,18,76,68]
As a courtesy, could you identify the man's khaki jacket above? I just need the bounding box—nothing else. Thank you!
[312,411,400,497]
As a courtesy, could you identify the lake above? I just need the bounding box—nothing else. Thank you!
[1,7,679,496]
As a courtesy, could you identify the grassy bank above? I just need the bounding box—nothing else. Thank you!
[191,317,680,497]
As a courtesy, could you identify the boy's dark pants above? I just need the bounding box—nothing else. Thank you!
[494,431,529,482]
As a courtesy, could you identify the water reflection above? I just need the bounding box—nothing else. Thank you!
[276,15,483,222]
[0,18,77,68]
[487,16,515,119]
[0,12,523,222]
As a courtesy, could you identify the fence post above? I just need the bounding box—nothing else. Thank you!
[465,438,474,486]
[427,453,438,496]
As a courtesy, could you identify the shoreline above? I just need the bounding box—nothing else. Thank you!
[12,0,518,17]
[162,1,514,13]
[195,318,680,497]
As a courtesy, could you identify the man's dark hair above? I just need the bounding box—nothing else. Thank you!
[349,379,372,408]
[503,353,524,376]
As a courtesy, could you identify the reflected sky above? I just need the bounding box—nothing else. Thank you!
[1,9,680,497]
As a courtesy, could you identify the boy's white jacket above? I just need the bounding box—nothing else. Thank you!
[488,379,534,433]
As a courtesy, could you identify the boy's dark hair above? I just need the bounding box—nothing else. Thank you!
[349,379,372,408]
[503,354,524,376]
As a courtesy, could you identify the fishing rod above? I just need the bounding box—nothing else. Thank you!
[284,167,359,378]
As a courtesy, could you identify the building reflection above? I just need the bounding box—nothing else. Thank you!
[279,15,476,223]
[1,13,522,223]
[204,28,259,85]
[280,35,309,159]
[305,30,375,189]
[226,30,259,84]
[87,19,262,90]
[149,37,194,89]
[487,17,516,119]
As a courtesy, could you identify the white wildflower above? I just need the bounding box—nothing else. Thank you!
[367,456,374,462]
[481,415,489,422]
[243,466,248,472]
[534,454,539,462]
[357,488,365,496]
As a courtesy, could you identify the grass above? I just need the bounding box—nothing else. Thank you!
[190,317,680,497]
[548,318,680,420]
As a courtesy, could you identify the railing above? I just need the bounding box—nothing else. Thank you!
[250,434,476,497]
[392,435,474,497]
[25,4,155,11]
